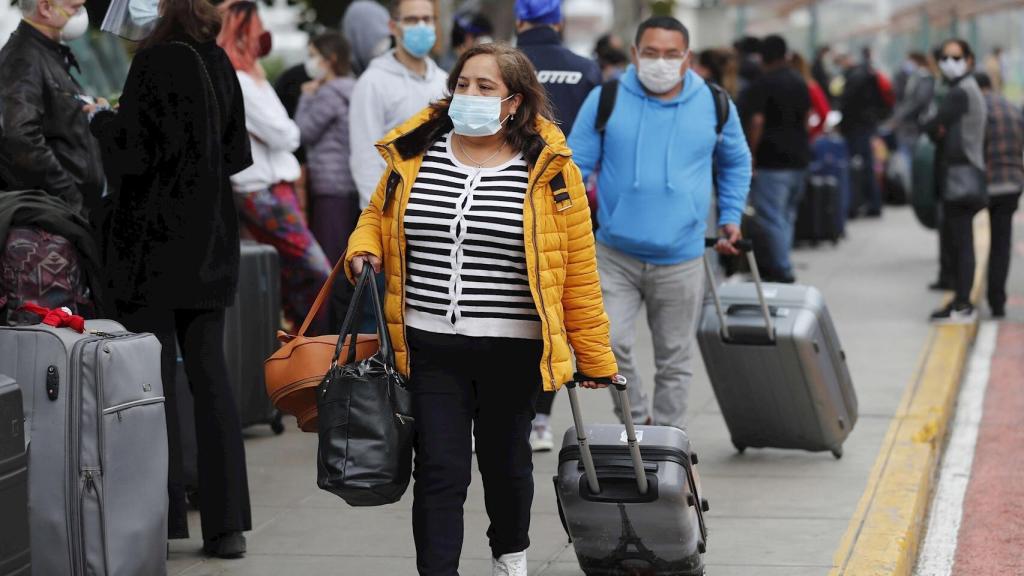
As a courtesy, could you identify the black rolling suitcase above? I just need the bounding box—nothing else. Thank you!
[554,376,708,576]
[795,175,842,245]
[225,240,284,432]
[0,374,30,575]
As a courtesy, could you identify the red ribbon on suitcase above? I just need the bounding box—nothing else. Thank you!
[20,303,86,333]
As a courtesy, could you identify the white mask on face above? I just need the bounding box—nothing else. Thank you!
[57,5,89,41]
[636,54,687,94]
[939,57,968,80]
[304,55,327,80]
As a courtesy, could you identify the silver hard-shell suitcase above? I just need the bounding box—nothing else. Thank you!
[554,376,708,576]
[697,240,857,458]
[0,320,168,576]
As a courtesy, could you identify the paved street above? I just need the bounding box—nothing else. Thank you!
[169,206,952,575]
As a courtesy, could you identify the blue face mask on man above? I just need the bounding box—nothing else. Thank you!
[448,94,516,137]
[401,24,435,59]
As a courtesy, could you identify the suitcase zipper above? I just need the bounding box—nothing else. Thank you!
[79,468,109,573]
[527,153,560,390]
[102,396,166,416]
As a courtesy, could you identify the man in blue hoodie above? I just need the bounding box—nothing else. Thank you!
[568,16,752,430]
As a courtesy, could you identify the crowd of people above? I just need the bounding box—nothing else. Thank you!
[0,0,1019,574]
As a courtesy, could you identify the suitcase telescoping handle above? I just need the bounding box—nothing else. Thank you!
[702,238,775,343]
[564,374,648,496]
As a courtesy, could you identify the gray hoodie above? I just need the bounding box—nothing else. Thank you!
[348,50,448,208]
[341,0,392,76]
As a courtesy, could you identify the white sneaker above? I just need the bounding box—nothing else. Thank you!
[492,551,527,576]
[529,426,554,452]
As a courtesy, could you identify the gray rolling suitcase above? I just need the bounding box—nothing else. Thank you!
[0,320,168,576]
[697,239,857,458]
[554,376,708,576]
[0,374,30,575]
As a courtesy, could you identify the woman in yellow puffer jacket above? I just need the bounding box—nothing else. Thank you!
[345,43,618,575]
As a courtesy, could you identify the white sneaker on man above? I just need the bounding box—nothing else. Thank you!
[529,426,554,452]
[492,551,527,576]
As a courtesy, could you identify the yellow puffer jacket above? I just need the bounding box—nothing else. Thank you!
[345,108,617,391]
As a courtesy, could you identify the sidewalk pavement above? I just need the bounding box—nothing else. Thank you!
[169,206,944,576]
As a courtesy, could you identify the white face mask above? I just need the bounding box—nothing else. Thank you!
[57,5,89,41]
[304,55,326,81]
[939,57,968,80]
[128,0,159,29]
[636,55,686,94]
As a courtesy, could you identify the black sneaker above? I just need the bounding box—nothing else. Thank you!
[991,305,1006,319]
[929,302,976,324]
[928,280,953,292]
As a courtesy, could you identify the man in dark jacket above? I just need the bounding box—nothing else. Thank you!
[515,0,601,137]
[837,51,890,218]
[0,0,105,216]
[515,0,601,452]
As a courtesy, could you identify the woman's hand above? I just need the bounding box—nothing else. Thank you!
[350,253,382,277]
[579,374,625,389]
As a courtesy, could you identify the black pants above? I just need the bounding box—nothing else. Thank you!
[535,389,556,416]
[118,304,253,541]
[988,192,1022,311]
[937,203,955,287]
[942,202,983,306]
[407,328,542,576]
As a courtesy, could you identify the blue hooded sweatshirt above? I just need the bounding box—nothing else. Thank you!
[568,66,752,265]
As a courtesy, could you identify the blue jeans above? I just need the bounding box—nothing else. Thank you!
[845,128,882,214]
[750,169,807,281]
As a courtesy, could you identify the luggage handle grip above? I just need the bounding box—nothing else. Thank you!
[565,374,648,497]
[703,238,776,343]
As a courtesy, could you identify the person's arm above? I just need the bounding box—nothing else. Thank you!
[349,74,389,209]
[1,54,83,209]
[294,87,340,148]
[344,164,389,284]
[566,87,602,181]
[715,100,753,229]
[238,73,301,153]
[559,161,618,379]
[926,86,967,142]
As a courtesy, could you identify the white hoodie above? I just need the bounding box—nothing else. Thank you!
[349,49,448,208]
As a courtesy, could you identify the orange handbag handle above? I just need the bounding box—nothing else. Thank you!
[294,254,348,337]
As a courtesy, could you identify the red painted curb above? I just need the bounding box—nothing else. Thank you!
[953,323,1024,574]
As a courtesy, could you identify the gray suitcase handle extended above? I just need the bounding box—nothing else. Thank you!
[565,374,648,496]
[702,238,775,343]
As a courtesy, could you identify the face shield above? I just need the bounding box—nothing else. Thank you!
[100,0,160,41]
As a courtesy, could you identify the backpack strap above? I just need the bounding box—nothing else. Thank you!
[707,81,731,141]
[595,78,620,135]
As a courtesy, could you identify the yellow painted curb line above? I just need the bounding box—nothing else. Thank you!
[829,212,990,576]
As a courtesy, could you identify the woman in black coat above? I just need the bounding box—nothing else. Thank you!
[89,0,254,559]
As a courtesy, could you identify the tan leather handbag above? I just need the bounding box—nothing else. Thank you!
[264,258,379,432]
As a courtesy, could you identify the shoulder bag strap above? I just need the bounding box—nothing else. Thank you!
[169,41,222,133]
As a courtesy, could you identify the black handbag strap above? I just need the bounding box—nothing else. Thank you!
[330,267,372,367]
[331,267,397,371]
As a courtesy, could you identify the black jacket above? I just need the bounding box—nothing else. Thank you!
[0,21,104,215]
[839,64,887,132]
[517,26,601,136]
[90,38,252,309]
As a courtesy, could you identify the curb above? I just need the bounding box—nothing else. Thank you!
[829,212,990,575]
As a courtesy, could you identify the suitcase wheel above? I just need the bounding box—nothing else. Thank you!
[831,446,843,460]
[270,411,285,435]
[732,441,746,454]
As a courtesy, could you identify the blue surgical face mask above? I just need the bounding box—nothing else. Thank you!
[128,0,159,29]
[401,24,435,59]
[448,94,515,137]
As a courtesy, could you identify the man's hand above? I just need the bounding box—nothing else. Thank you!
[82,97,111,120]
[715,223,742,256]
[350,253,382,277]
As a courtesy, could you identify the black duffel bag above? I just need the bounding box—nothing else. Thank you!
[317,267,414,506]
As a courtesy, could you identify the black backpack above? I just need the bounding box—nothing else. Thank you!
[594,78,732,143]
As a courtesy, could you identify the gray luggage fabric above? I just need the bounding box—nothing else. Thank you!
[0,320,168,576]
[0,374,30,575]
[554,382,708,576]
[697,247,857,458]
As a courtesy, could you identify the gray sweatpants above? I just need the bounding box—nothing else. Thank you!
[597,243,704,430]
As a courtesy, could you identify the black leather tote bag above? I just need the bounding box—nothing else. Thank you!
[316,267,414,506]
